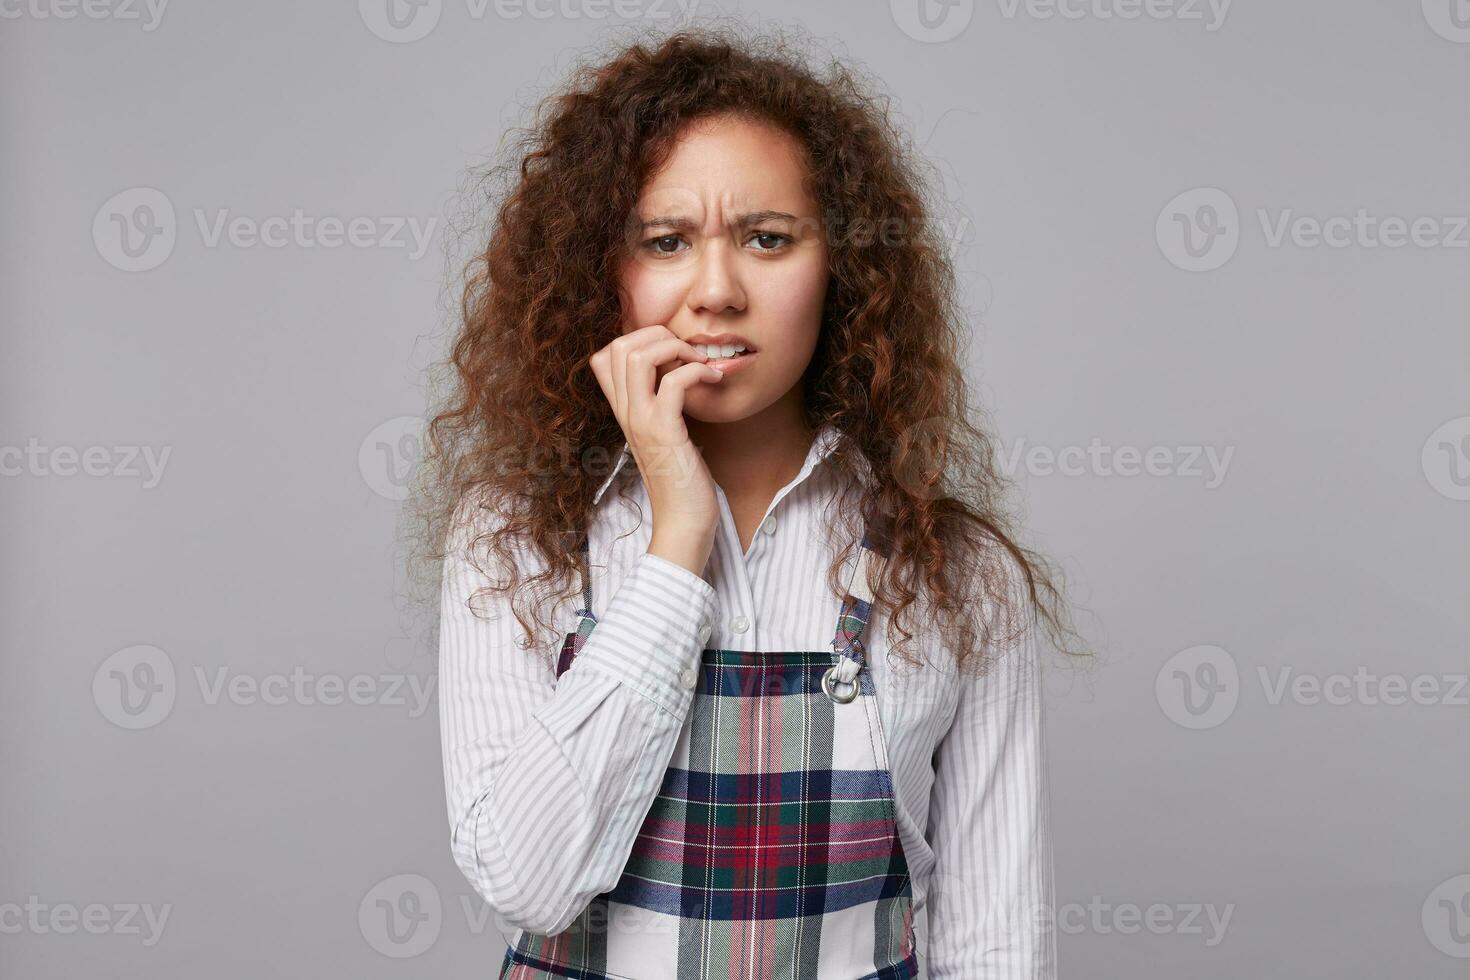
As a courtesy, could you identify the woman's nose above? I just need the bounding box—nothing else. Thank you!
[686,240,746,314]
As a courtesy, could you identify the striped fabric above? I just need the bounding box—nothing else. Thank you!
[439,422,1056,978]
[500,525,915,978]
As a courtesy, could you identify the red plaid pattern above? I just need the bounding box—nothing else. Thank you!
[505,528,916,979]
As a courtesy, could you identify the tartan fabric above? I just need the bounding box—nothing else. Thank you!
[554,541,597,680]
[506,528,916,979]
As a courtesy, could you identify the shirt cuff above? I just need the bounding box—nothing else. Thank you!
[567,550,719,716]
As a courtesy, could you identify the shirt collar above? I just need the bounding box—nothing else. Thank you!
[591,421,847,506]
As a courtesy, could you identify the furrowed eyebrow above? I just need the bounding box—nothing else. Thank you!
[636,210,800,232]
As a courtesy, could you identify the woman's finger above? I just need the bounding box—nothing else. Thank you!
[606,324,670,422]
[622,336,710,423]
[651,359,725,424]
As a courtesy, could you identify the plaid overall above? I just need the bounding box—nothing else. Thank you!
[499,527,917,979]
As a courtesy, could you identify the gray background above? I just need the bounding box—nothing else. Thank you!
[3,0,1467,976]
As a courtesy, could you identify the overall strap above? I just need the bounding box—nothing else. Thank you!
[554,530,597,680]
[826,523,888,701]
[574,530,595,621]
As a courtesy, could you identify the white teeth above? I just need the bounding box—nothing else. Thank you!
[696,343,748,358]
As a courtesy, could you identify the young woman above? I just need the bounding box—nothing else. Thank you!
[422,25,1077,980]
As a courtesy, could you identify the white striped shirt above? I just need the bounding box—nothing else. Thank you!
[438,422,1057,978]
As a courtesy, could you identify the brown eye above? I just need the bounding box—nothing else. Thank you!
[643,235,686,255]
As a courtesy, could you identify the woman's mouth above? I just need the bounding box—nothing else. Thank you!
[700,348,758,376]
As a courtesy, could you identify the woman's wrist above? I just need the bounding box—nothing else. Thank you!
[647,526,715,577]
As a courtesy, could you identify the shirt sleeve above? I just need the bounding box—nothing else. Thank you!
[438,503,719,937]
[923,552,1057,979]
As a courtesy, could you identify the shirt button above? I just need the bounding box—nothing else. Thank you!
[697,623,712,645]
[761,516,776,535]
[679,667,698,690]
[730,615,749,634]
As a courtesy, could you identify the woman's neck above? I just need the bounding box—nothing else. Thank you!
[686,396,814,535]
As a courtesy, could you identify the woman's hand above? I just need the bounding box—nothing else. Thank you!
[589,324,726,575]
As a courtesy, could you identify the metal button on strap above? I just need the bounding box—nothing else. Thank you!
[679,667,698,690]
[822,664,860,703]
[730,615,749,634]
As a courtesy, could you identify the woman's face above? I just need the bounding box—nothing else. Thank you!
[615,113,830,423]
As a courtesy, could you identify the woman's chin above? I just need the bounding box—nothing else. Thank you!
[682,390,757,424]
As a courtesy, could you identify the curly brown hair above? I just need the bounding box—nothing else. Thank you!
[407,22,1087,677]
